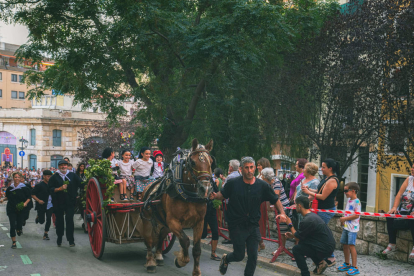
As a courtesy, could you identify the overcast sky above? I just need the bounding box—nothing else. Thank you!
[0,22,29,46]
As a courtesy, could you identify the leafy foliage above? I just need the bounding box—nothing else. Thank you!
[0,0,339,167]
[75,118,138,163]
[83,159,116,208]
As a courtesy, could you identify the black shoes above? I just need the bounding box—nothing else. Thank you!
[211,253,221,261]
[222,239,232,245]
[11,242,17,249]
[16,230,22,236]
[57,236,62,247]
[219,253,228,275]
[69,242,75,247]
[35,217,39,224]
[43,233,50,240]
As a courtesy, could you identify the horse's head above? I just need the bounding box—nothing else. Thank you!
[183,138,214,198]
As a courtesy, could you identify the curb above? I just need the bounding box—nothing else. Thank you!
[196,238,302,276]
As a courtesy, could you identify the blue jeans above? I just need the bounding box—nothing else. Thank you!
[340,229,357,245]
[317,207,336,258]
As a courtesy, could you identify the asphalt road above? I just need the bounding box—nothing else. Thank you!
[0,206,285,276]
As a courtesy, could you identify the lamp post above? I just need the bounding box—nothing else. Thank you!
[19,137,28,169]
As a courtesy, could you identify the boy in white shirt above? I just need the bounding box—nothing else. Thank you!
[337,182,361,276]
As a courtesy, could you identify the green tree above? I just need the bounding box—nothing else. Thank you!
[1,0,339,164]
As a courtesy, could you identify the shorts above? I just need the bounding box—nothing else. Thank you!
[340,229,357,245]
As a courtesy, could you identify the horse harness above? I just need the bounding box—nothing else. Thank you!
[140,147,214,231]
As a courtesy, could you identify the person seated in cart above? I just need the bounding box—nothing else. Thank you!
[133,147,156,201]
[48,160,83,247]
[151,150,165,179]
[102,147,127,202]
[118,149,136,201]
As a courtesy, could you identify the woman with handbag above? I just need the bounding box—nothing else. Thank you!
[302,158,339,267]
[382,164,414,259]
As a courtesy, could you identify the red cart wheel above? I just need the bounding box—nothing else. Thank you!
[162,233,176,255]
[85,177,106,259]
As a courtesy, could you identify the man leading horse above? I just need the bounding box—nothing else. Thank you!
[210,156,286,276]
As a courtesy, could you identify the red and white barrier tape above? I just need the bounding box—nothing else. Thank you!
[282,206,414,219]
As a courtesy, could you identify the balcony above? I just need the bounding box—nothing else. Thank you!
[31,95,101,113]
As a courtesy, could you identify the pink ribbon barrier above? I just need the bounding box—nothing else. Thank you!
[280,206,414,219]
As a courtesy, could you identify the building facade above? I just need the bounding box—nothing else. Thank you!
[0,95,107,169]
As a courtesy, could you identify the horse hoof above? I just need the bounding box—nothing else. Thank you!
[174,258,182,268]
[147,266,156,273]
[156,259,164,266]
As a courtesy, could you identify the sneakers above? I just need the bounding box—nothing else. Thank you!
[11,242,17,249]
[16,230,22,236]
[346,267,360,275]
[219,253,228,275]
[43,233,50,240]
[382,244,397,254]
[315,260,328,275]
[69,242,75,247]
[35,217,39,224]
[338,262,352,272]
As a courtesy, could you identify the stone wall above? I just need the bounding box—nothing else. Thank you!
[327,214,413,263]
[267,211,413,263]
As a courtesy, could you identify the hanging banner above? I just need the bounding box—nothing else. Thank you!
[0,132,16,145]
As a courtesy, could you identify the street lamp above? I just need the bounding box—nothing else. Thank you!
[19,137,28,169]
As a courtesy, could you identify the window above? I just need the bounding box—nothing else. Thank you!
[18,92,25,99]
[0,89,2,98]
[357,147,369,211]
[51,155,63,169]
[29,155,37,170]
[19,75,24,83]
[30,129,36,146]
[53,129,62,147]
[11,74,17,82]
[11,91,17,99]
[0,72,2,80]
[395,177,406,197]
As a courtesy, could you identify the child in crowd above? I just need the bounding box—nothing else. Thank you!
[133,147,155,201]
[338,182,361,276]
[151,150,165,179]
[118,150,136,201]
[67,163,73,173]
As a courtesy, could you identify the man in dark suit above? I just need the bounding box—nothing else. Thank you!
[48,160,83,247]
[32,170,53,240]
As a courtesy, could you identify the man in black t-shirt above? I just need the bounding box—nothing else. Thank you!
[277,196,336,276]
[210,157,285,276]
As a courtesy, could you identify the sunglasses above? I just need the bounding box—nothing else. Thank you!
[344,189,354,193]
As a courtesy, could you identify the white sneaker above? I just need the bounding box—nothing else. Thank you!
[382,244,397,254]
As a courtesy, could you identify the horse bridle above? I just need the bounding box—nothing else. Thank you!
[183,149,213,195]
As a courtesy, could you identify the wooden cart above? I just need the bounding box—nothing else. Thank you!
[84,177,176,259]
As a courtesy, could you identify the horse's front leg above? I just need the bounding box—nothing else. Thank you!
[192,219,204,276]
[168,219,191,268]
[154,227,170,266]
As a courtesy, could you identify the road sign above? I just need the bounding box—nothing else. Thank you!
[19,151,25,157]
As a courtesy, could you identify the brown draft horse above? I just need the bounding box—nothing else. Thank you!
[138,138,213,275]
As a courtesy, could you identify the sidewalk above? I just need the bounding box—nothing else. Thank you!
[194,232,414,276]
